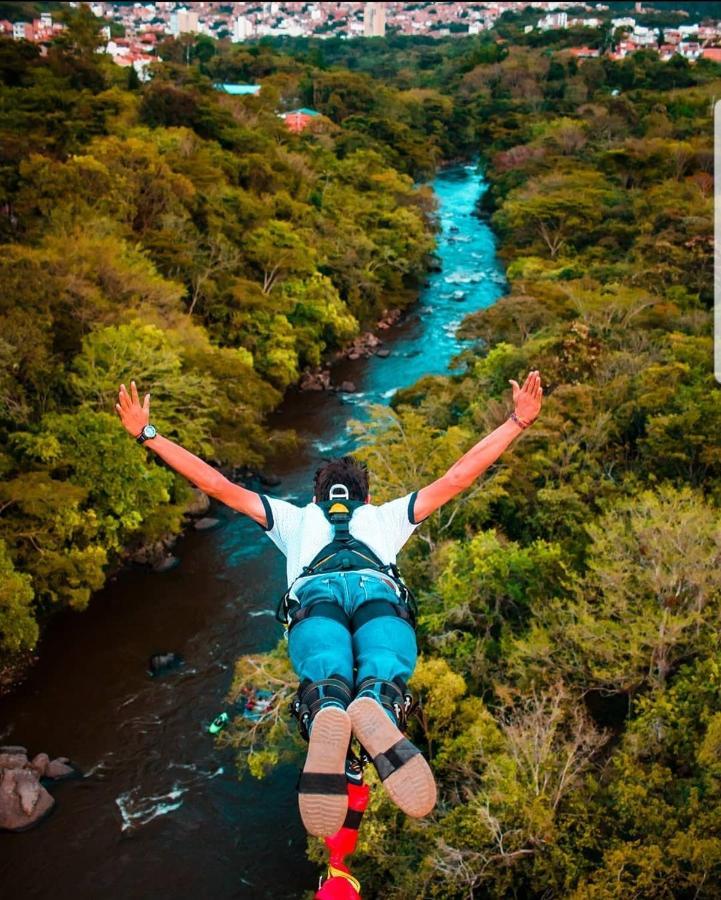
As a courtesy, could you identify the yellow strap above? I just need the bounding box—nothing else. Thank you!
[327,865,361,894]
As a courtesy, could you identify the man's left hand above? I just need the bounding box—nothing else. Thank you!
[508,369,542,425]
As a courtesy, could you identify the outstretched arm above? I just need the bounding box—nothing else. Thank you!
[115,381,267,527]
[413,369,543,522]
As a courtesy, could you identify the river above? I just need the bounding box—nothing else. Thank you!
[0,164,506,899]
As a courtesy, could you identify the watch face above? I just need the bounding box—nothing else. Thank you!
[144,425,157,439]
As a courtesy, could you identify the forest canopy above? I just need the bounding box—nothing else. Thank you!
[216,29,720,900]
[1,11,720,895]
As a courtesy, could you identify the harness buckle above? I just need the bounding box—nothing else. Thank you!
[275,589,299,625]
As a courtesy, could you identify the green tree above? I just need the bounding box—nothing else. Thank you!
[0,537,36,653]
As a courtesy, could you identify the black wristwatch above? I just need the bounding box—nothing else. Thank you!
[136,424,158,445]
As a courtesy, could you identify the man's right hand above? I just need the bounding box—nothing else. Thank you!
[115,381,150,439]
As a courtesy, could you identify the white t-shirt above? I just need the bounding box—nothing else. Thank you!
[258,491,422,591]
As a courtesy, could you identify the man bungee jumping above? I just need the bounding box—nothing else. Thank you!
[115,370,543,837]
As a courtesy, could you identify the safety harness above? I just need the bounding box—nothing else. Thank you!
[275,484,418,630]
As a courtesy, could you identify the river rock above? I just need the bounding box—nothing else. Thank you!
[341,331,383,361]
[1,771,55,830]
[0,748,69,832]
[377,308,401,330]
[299,368,331,391]
[149,652,184,677]
[0,748,28,769]
[194,517,220,531]
[130,534,177,569]
[44,758,76,780]
[376,349,391,358]
[185,489,210,517]
[30,753,49,777]
[15,768,42,816]
[153,554,179,573]
[338,381,357,393]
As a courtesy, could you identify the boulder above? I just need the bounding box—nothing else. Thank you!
[194,517,220,531]
[15,769,41,816]
[153,554,179,573]
[149,652,184,677]
[44,758,76,781]
[0,765,55,832]
[377,308,401,330]
[185,489,210,517]
[338,381,357,393]
[130,535,177,568]
[30,753,49,777]
[299,368,332,391]
[0,748,28,769]
[375,349,391,358]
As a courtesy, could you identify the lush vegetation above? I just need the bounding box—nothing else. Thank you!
[2,7,720,895]
[222,36,721,899]
[0,10,475,662]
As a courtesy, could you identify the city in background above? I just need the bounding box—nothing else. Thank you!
[4,1,721,80]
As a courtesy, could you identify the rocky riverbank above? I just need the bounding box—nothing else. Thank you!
[0,745,78,832]
[298,307,401,393]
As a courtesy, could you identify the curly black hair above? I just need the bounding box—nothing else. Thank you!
[313,455,370,502]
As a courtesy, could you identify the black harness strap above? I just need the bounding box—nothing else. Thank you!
[351,599,414,633]
[342,808,364,830]
[373,738,421,782]
[297,772,348,795]
[290,674,354,742]
[276,489,419,628]
[288,598,351,632]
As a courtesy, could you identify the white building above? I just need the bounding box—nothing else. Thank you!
[539,11,568,31]
[232,16,252,41]
[171,7,200,36]
[679,41,701,59]
[364,2,386,38]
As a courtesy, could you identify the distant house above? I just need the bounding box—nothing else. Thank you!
[701,47,721,62]
[213,83,261,95]
[280,108,321,132]
[679,41,701,60]
[113,52,154,81]
[567,46,600,58]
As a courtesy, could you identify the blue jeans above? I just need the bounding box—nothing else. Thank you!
[287,571,417,719]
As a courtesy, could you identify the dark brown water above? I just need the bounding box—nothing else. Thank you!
[0,165,505,899]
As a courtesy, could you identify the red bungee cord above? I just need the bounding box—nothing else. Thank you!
[314,780,370,899]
